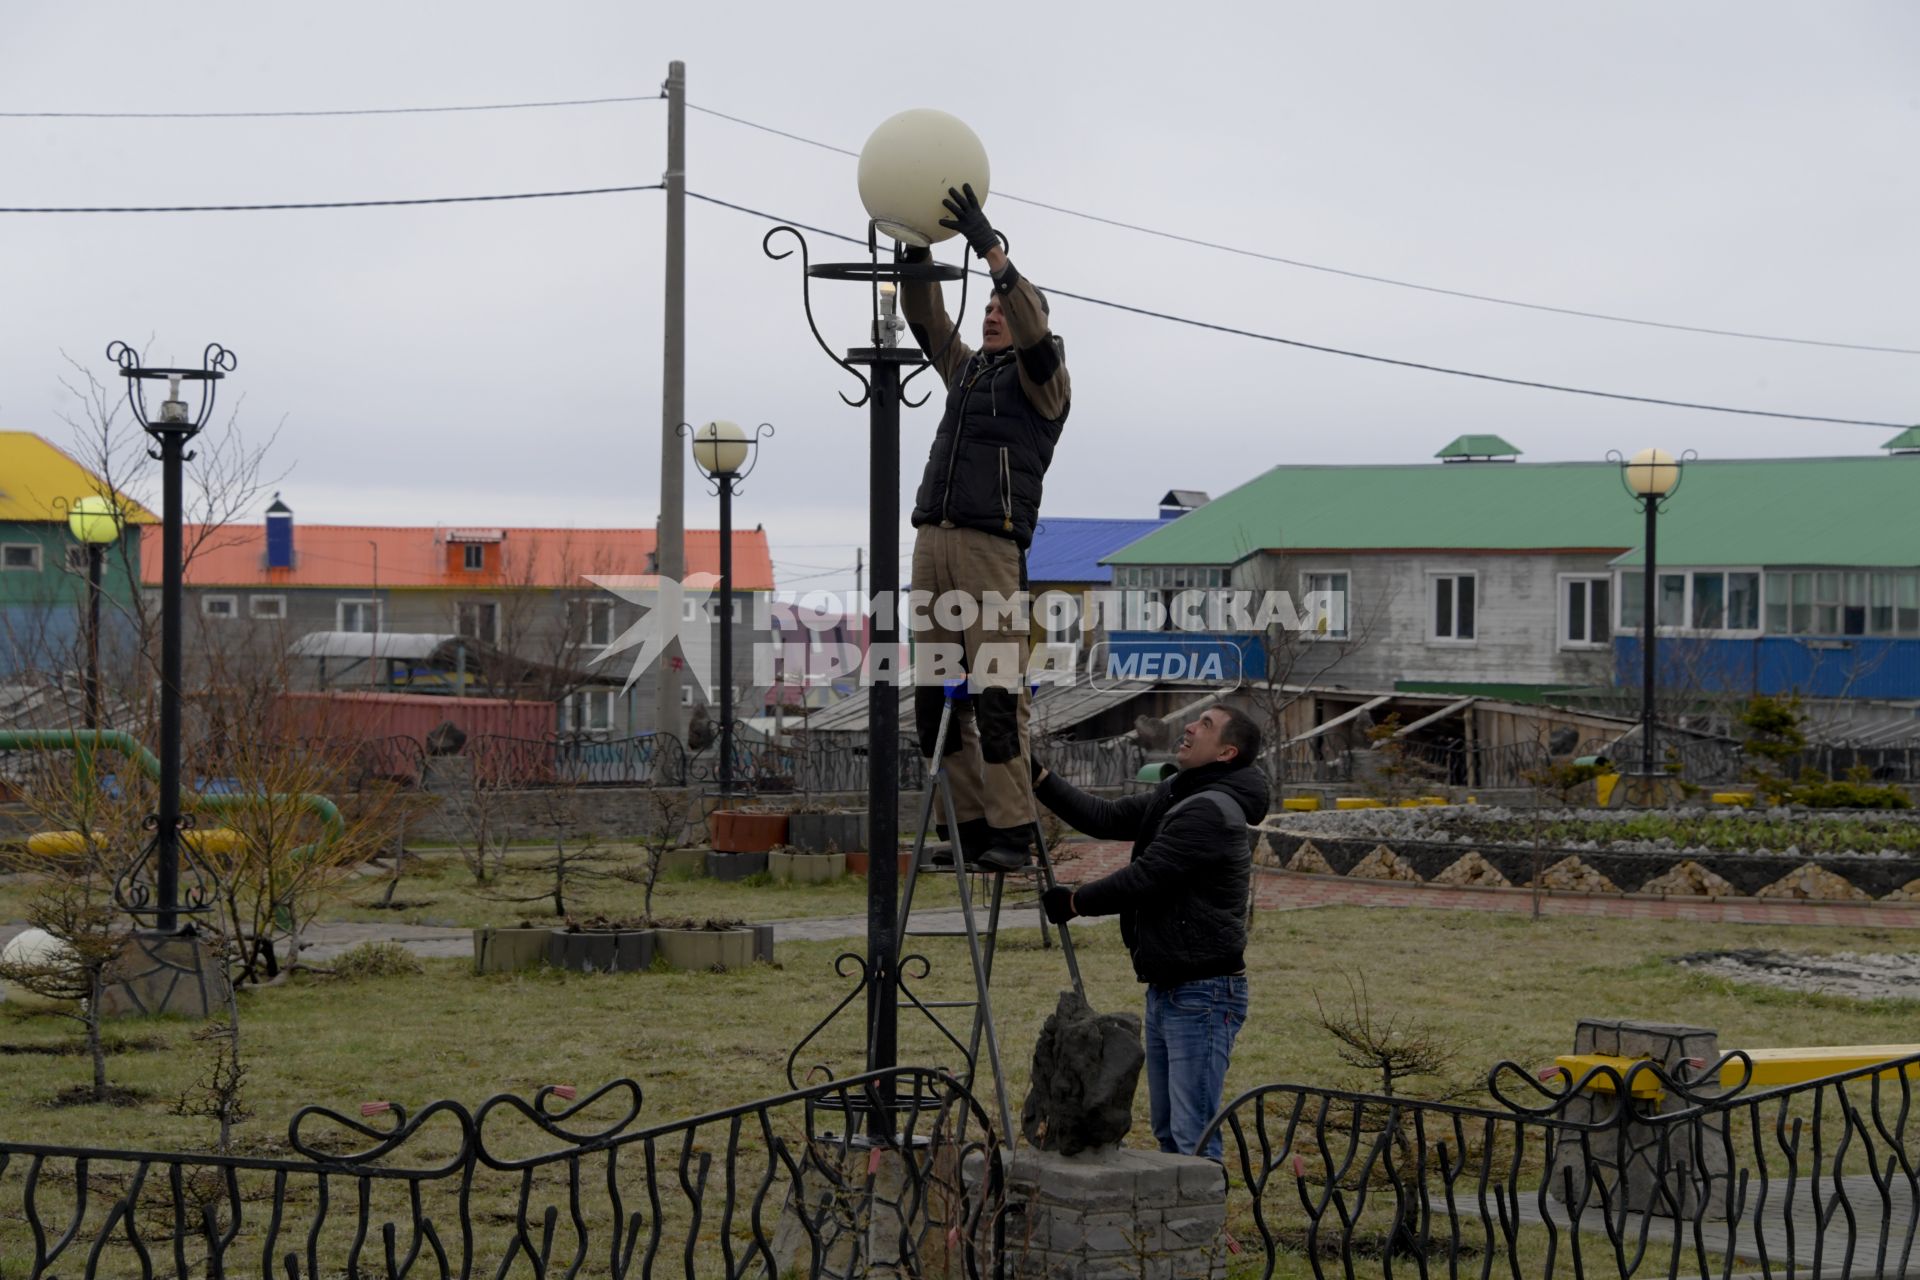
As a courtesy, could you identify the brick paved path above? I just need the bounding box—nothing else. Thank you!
[1058,840,1920,928]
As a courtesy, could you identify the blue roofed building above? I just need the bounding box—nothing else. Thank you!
[1025,490,1207,652]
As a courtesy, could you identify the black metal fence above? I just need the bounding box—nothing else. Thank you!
[1205,1048,1920,1279]
[0,1066,1001,1280]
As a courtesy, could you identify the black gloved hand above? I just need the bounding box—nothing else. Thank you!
[938,184,998,259]
[1040,885,1077,924]
[900,243,931,264]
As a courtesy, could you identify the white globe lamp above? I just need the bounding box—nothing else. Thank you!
[693,420,750,477]
[1624,447,1680,498]
[857,109,990,247]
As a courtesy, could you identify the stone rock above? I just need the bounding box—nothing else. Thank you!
[1285,840,1335,875]
[1755,863,1871,901]
[1348,844,1421,881]
[1541,856,1619,893]
[1020,990,1144,1156]
[1431,851,1511,888]
[97,930,233,1019]
[1881,876,1920,902]
[1639,860,1736,898]
[1251,832,1281,868]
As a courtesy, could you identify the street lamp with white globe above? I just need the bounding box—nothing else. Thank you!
[683,419,773,803]
[1612,446,1692,787]
[64,494,122,730]
[763,107,989,1117]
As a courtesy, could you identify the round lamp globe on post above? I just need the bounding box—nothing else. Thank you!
[693,420,750,477]
[1624,447,1679,498]
[67,495,121,546]
[857,108,990,246]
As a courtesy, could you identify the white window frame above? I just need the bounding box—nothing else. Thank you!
[585,598,614,647]
[337,598,381,633]
[1301,569,1350,641]
[249,594,287,620]
[1039,589,1083,646]
[1617,567,1764,637]
[1,543,43,572]
[462,544,485,572]
[565,689,614,736]
[1426,571,1478,645]
[457,599,500,644]
[201,594,239,619]
[681,683,698,707]
[1558,574,1612,650]
[1715,568,1764,636]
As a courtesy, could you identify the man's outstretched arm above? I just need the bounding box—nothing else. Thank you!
[983,243,1070,422]
[898,247,973,388]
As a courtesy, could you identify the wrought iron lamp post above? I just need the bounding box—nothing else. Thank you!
[108,341,234,932]
[61,495,122,730]
[1613,447,1688,787]
[765,109,983,1110]
[685,420,772,802]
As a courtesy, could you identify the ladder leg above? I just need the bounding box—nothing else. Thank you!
[941,744,1013,1143]
[895,690,959,946]
[1030,811,1084,997]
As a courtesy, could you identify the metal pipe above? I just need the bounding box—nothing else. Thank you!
[84,543,103,730]
[157,430,185,931]
[866,353,902,1112]
[719,474,734,801]
[1642,498,1658,783]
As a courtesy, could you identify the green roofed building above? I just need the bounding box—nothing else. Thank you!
[1098,444,1920,711]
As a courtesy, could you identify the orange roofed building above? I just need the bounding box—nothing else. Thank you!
[143,497,776,736]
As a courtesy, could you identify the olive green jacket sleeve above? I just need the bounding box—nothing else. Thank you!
[901,261,1071,421]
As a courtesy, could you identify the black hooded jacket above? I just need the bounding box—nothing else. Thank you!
[1035,760,1270,986]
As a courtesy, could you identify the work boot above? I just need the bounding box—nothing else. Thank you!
[976,825,1033,872]
[931,818,991,867]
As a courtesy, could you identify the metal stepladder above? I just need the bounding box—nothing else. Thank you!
[894,679,1084,1143]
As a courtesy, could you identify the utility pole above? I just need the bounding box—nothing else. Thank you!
[654,59,688,742]
[854,547,865,655]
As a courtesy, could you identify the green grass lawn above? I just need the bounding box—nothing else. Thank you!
[0,900,1913,1276]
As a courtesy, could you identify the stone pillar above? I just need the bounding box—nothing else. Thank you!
[98,929,234,1019]
[999,1146,1229,1280]
[1547,1018,1729,1217]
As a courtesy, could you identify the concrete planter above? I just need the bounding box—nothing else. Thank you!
[655,927,756,972]
[705,850,769,881]
[768,850,846,884]
[709,810,789,853]
[546,929,656,974]
[752,923,776,964]
[786,811,865,854]
[473,926,557,974]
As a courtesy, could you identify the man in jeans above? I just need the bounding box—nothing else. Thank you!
[1035,706,1267,1160]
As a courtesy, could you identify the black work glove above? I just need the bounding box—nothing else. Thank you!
[1040,885,1077,924]
[938,183,998,259]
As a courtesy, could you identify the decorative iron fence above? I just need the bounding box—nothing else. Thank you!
[1205,1048,1920,1279]
[1038,735,1148,788]
[458,733,688,789]
[0,1066,1002,1279]
[1269,741,1353,786]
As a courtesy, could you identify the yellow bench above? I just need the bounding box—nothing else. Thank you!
[1281,796,1320,812]
[1335,798,1383,810]
[1553,1046,1920,1098]
[1711,791,1756,806]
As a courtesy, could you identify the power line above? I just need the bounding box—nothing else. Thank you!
[688,101,1920,358]
[0,183,665,214]
[687,190,1914,430]
[0,93,664,120]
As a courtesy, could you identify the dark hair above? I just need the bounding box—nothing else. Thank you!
[1212,705,1263,765]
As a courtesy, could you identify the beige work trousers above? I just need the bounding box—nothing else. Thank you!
[910,524,1034,831]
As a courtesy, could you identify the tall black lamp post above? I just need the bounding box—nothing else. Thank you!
[765,108,981,1108]
[64,495,122,729]
[685,420,772,801]
[1613,447,1687,786]
[108,341,234,933]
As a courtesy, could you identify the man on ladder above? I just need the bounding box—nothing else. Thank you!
[1033,705,1270,1161]
[900,184,1070,872]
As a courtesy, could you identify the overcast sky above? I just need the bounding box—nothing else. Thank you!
[4,2,1916,600]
